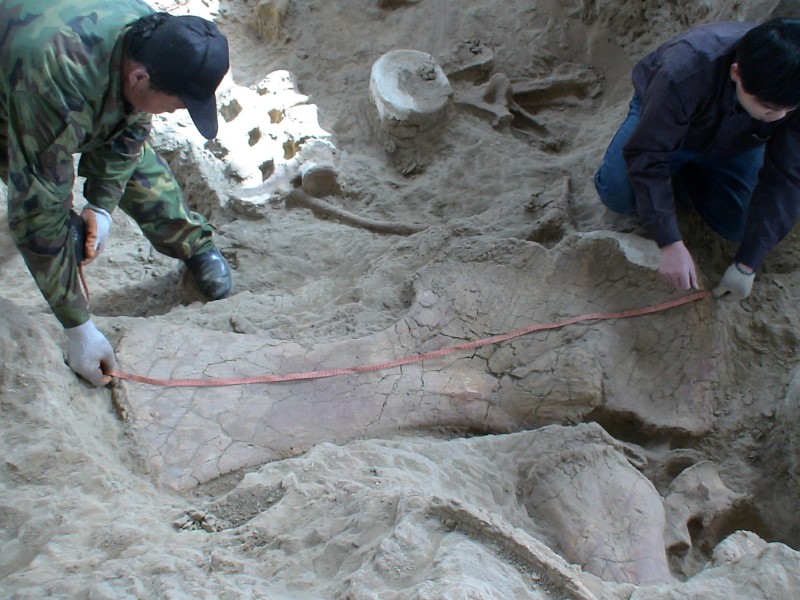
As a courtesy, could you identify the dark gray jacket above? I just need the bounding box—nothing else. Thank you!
[624,21,800,269]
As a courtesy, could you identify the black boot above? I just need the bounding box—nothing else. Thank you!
[69,210,86,263]
[184,248,232,300]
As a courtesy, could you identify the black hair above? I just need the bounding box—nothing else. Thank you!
[735,17,800,108]
[123,12,173,95]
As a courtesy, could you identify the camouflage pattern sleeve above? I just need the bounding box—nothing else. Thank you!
[5,88,91,328]
[78,113,153,213]
[1,0,154,328]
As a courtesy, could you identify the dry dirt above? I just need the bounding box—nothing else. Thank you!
[1,0,799,598]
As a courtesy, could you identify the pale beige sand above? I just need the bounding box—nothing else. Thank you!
[2,0,800,598]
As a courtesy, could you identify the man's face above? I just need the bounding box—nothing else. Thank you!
[131,88,185,115]
[122,67,185,115]
[731,62,796,122]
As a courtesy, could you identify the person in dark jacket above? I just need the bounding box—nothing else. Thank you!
[594,18,800,300]
[1,0,233,386]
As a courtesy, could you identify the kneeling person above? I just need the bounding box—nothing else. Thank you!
[594,18,800,299]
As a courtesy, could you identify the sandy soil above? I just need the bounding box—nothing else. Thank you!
[2,0,800,598]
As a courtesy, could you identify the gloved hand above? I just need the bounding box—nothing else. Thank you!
[713,263,755,300]
[81,204,112,264]
[65,319,116,386]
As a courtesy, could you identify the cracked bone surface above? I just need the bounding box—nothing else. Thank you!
[210,423,661,594]
[663,460,751,578]
[518,424,673,585]
[114,233,718,491]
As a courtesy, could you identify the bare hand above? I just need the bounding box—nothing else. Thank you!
[81,205,112,265]
[659,241,699,290]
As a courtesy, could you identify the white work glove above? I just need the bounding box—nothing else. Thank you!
[65,319,116,386]
[713,263,755,300]
[81,204,112,264]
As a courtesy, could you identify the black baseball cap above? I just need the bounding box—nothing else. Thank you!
[142,15,229,139]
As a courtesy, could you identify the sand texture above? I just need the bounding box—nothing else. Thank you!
[2,0,800,598]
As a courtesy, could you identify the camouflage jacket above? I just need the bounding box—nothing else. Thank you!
[0,0,154,328]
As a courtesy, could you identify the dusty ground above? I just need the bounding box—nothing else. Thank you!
[2,0,800,598]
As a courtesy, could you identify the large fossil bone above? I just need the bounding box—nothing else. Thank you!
[113,233,718,490]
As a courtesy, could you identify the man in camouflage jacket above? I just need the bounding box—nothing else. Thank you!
[0,0,233,386]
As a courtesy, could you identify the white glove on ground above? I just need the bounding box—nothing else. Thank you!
[65,319,116,386]
[81,204,112,263]
[713,263,755,300]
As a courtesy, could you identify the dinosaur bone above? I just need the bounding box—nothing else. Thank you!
[113,234,717,490]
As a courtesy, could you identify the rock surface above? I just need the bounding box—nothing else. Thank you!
[1,0,799,598]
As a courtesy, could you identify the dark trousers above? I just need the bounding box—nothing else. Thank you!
[593,96,765,242]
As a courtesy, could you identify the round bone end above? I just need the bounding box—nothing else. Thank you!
[369,49,452,129]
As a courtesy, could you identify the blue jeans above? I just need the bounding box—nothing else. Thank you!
[593,97,766,242]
